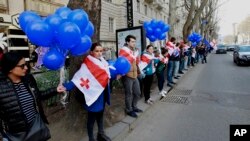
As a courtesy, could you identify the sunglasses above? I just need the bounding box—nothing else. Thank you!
[16,63,28,69]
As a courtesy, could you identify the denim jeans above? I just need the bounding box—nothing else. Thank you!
[179,59,185,72]
[173,61,180,77]
[156,70,165,91]
[166,60,174,83]
[184,56,188,69]
[187,55,191,67]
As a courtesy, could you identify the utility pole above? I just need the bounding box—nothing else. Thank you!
[233,23,237,44]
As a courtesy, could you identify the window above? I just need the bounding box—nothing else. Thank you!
[105,0,112,2]
[109,17,114,32]
[137,1,140,12]
[144,5,147,15]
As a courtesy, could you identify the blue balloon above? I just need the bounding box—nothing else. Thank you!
[146,27,154,35]
[43,49,65,70]
[68,9,89,32]
[45,14,63,32]
[158,33,166,40]
[108,60,118,79]
[25,21,53,46]
[148,35,157,42]
[114,57,131,75]
[57,22,81,50]
[154,28,162,38]
[162,24,170,32]
[157,20,165,29]
[55,7,72,19]
[19,11,41,32]
[70,35,92,56]
[83,21,94,37]
[192,42,197,47]
[143,21,150,29]
[150,19,158,28]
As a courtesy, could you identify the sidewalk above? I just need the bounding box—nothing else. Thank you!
[80,65,195,141]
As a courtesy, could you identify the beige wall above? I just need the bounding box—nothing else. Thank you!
[8,0,24,15]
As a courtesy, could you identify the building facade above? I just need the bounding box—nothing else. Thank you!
[100,0,169,54]
[0,0,67,60]
[0,0,188,60]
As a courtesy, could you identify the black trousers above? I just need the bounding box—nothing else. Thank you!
[143,74,154,101]
[87,111,104,140]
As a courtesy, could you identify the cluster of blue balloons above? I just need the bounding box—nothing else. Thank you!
[19,7,94,70]
[143,19,170,42]
[188,32,202,47]
[108,57,131,79]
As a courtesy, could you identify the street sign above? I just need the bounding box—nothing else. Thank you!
[11,14,20,29]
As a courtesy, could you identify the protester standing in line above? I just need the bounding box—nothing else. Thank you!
[63,43,112,141]
[166,37,176,87]
[156,48,168,97]
[119,35,143,118]
[139,45,159,105]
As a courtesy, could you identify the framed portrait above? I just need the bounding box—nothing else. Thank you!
[116,26,146,56]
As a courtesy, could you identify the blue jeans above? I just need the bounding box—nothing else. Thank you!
[179,59,184,72]
[187,55,191,67]
[173,61,180,77]
[166,60,174,83]
[156,70,165,91]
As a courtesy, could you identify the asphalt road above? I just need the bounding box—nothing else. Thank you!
[124,52,250,141]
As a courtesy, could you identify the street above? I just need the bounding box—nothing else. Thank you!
[123,52,250,141]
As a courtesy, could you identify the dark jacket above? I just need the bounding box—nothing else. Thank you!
[0,72,57,133]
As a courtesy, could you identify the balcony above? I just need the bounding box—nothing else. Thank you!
[0,0,8,13]
[25,0,64,16]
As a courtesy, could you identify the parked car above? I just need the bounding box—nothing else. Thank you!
[233,45,250,65]
[227,45,238,51]
[216,44,227,54]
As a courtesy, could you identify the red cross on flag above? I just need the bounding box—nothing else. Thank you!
[72,55,110,106]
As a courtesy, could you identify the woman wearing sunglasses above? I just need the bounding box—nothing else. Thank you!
[0,52,65,141]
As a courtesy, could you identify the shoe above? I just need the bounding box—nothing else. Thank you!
[179,71,184,74]
[176,75,181,77]
[174,77,179,79]
[171,82,176,84]
[162,90,167,94]
[167,83,173,87]
[127,111,138,118]
[89,138,96,141]
[159,91,166,97]
[133,108,143,113]
[145,99,153,105]
[97,133,111,141]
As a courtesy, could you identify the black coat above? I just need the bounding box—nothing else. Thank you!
[0,72,57,133]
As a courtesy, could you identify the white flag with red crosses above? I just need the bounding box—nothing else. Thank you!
[72,55,110,106]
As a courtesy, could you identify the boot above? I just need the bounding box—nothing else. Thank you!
[97,133,111,141]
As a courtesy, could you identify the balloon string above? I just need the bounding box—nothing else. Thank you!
[59,66,69,107]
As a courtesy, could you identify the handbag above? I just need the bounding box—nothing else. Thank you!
[5,114,51,141]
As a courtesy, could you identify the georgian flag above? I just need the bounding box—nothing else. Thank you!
[119,46,139,64]
[72,55,110,106]
[138,53,155,71]
[166,41,175,56]
[159,54,168,64]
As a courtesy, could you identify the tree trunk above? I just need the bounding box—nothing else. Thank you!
[168,0,177,38]
[48,1,101,141]
[183,0,209,42]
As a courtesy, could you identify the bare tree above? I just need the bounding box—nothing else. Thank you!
[182,0,209,42]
